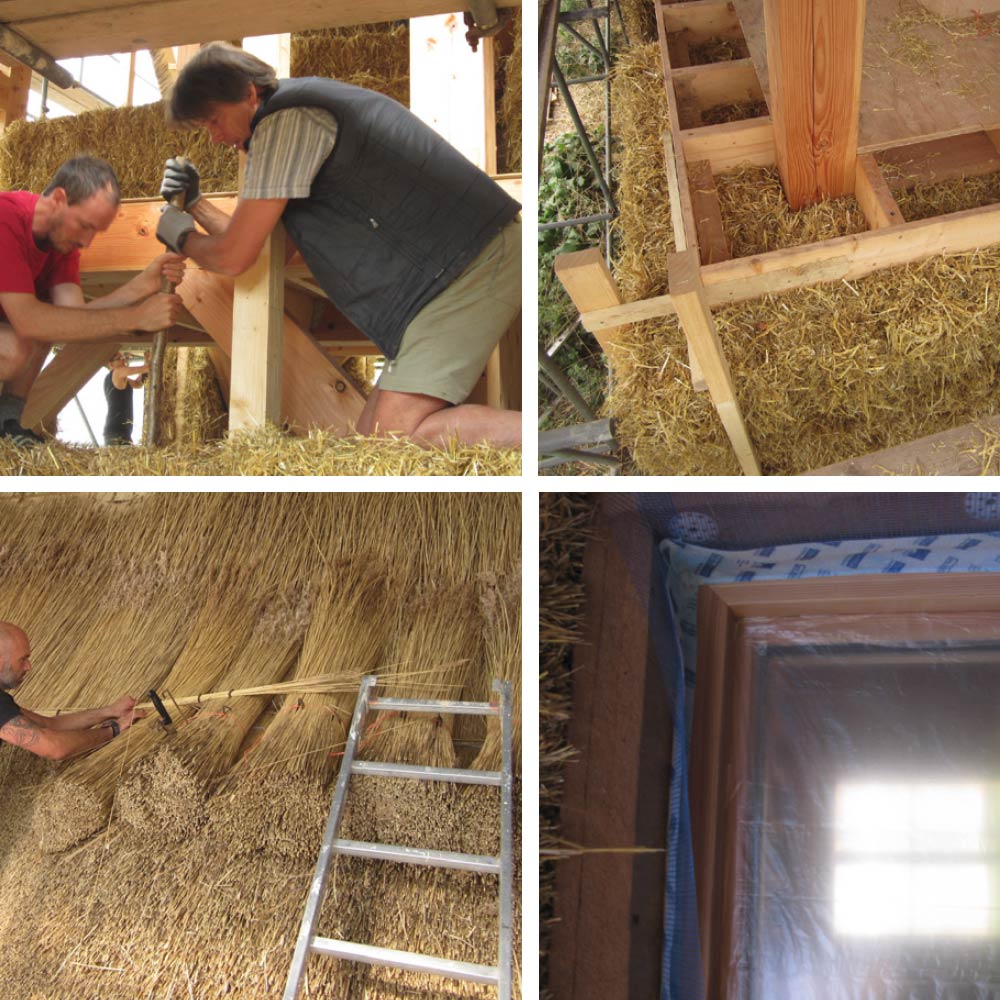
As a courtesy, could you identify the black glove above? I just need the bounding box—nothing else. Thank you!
[157,205,196,254]
[160,157,201,207]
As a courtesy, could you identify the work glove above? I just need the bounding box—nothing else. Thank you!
[157,204,196,254]
[160,157,201,207]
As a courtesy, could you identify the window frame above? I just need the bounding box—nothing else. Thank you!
[692,573,1000,998]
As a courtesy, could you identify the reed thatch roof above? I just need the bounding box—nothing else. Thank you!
[0,492,521,999]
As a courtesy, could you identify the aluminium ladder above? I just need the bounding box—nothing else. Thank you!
[283,673,515,1000]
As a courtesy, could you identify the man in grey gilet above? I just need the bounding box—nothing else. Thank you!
[156,42,521,449]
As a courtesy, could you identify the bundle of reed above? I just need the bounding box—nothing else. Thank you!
[472,571,521,770]
[210,560,396,860]
[344,585,485,865]
[18,590,197,715]
[31,584,265,853]
[117,584,313,841]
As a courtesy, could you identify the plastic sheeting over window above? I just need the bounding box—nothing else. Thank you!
[701,621,1000,1000]
[638,501,1000,1000]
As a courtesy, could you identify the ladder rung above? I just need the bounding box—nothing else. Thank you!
[331,838,500,873]
[369,695,499,716]
[310,937,499,985]
[351,760,502,786]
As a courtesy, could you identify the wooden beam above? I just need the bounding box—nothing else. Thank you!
[806,416,1000,476]
[687,159,731,264]
[21,343,118,431]
[671,59,763,115]
[660,0,742,38]
[79,196,239,274]
[229,224,285,432]
[178,269,364,435]
[6,0,521,60]
[553,249,626,368]
[763,0,865,207]
[668,248,760,475]
[580,201,1000,332]
[681,117,776,174]
[854,153,903,230]
[661,133,706,392]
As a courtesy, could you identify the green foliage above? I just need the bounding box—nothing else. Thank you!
[538,129,609,425]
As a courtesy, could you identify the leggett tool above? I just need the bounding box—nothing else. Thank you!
[147,688,175,731]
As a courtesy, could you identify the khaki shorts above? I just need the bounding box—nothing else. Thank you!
[377,219,521,404]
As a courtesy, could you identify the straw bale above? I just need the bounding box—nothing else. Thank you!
[605,43,1000,474]
[616,0,657,43]
[158,347,227,446]
[291,22,409,106]
[0,426,520,476]
[497,9,523,174]
[0,102,237,199]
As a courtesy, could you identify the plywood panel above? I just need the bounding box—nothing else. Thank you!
[734,0,1000,151]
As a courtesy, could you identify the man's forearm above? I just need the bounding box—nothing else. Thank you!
[182,231,244,276]
[90,276,153,309]
[20,705,114,730]
[191,198,233,237]
[18,300,140,342]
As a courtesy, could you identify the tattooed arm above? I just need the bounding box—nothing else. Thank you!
[0,713,116,760]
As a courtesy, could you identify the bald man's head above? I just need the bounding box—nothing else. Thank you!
[0,623,31,690]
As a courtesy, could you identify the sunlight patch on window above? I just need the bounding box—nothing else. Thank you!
[834,783,991,936]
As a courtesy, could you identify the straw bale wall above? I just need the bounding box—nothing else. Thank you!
[0,492,521,999]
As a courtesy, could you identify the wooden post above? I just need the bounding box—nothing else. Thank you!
[483,37,498,176]
[229,224,286,432]
[668,249,761,475]
[763,0,865,208]
[410,13,489,168]
[125,50,136,107]
[487,313,521,410]
[0,57,31,130]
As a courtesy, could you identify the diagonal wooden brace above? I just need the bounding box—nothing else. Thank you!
[668,248,760,475]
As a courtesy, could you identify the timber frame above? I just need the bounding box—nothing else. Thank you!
[555,0,1000,476]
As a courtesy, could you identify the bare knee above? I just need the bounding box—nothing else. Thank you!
[362,391,447,438]
[0,332,39,382]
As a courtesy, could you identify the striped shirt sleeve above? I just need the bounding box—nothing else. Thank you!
[243,107,339,199]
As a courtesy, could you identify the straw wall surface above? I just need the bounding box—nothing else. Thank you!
[606,43,1000,474]
[0,492,520,999]
[539,493,595,996]
[0,428,520,476]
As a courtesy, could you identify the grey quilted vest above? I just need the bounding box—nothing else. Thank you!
[248,78,521,359]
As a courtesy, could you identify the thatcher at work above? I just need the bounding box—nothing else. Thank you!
[157,42,521,449]
[0,622,145,759]
[0,157,185,446]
